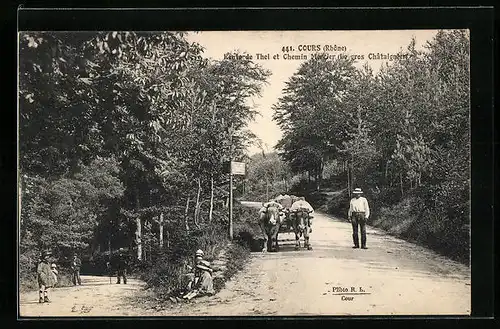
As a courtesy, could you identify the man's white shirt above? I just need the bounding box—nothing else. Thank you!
[348,196,370,219]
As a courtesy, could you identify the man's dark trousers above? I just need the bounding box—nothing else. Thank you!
[117,269,127,284]
[72,269,81,285]
[351,212,367,248]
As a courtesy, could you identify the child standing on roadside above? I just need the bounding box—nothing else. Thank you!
[51,263,58,287]
[37,250,55,303]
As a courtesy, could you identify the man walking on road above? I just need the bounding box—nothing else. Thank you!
[348,188,370,249]
[71,253,82,285]
[115,248,128,284]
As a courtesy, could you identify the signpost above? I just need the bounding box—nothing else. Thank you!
[231,162,246,175]
[229,161,246,240]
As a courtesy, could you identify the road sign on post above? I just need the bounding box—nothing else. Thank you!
[229,161,246,241]
[231,161,246,175]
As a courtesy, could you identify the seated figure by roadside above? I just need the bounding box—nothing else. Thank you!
[183,249,215,300]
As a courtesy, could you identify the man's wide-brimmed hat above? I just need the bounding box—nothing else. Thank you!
[195,249,204,257]
[51,263,57,268]
[41,250,52,257]
[353,188,363,194]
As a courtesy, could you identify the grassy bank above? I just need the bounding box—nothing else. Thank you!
[138,203,257,301]
[212,242,251,293]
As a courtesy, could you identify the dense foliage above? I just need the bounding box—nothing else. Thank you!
[19,31,271,290]
[242,152,294,202]
[273,30,470,263]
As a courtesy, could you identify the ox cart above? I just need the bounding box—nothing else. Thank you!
[278,208,295,233]
[275,195,300,240]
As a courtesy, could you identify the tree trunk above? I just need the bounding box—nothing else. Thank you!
[159,212,164,248]
[266,176,269,201]
[195,177,202,225]
[135,190,142,261]
[19,175,22,225]
[317,160,323,191]
[209,173,214,223]
[185,197,190,231]
[350,162,355,189]
[149,234,152,262]
[166,229,170,248]
[385,160,389,183]
[400,173,404,198]
[135,216,142,261]
[347,160,351,199]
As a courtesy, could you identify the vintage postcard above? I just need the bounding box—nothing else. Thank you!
[18,28,471,317]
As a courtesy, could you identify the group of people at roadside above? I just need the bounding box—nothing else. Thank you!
[36,250,82,303]
[36,247,129,303]
[38,246,215,303]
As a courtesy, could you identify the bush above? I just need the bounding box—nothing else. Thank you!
[373,197,420,233]
[137,204,256,299]
[289,178,317,195]
[371,192,469,265]
[138,222,228,297]
[19,249,80,291]
[213,242,250,292]
[325,189,350,218]
[19,261,76,292]
[233,205,263,251]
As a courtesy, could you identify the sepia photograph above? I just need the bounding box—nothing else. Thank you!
[18,28,471,317]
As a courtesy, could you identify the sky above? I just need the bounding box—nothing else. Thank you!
[185,30,440,156]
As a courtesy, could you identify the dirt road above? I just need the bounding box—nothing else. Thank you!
[19,276,152,317]
[19,205,470,317]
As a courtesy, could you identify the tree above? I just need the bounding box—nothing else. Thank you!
[273,53,358,190]
[20,157,124,261]
[243,152,293,201]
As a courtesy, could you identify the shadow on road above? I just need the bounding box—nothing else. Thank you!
[21,301,43,305]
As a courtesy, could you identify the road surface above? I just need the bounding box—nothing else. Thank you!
[19,204,470,317]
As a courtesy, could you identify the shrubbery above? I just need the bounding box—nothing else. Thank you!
[137,202,256,299]
[325,185,469,265]
[233,206,264,251]
[325,190,350,219]
[19,257,76,292]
